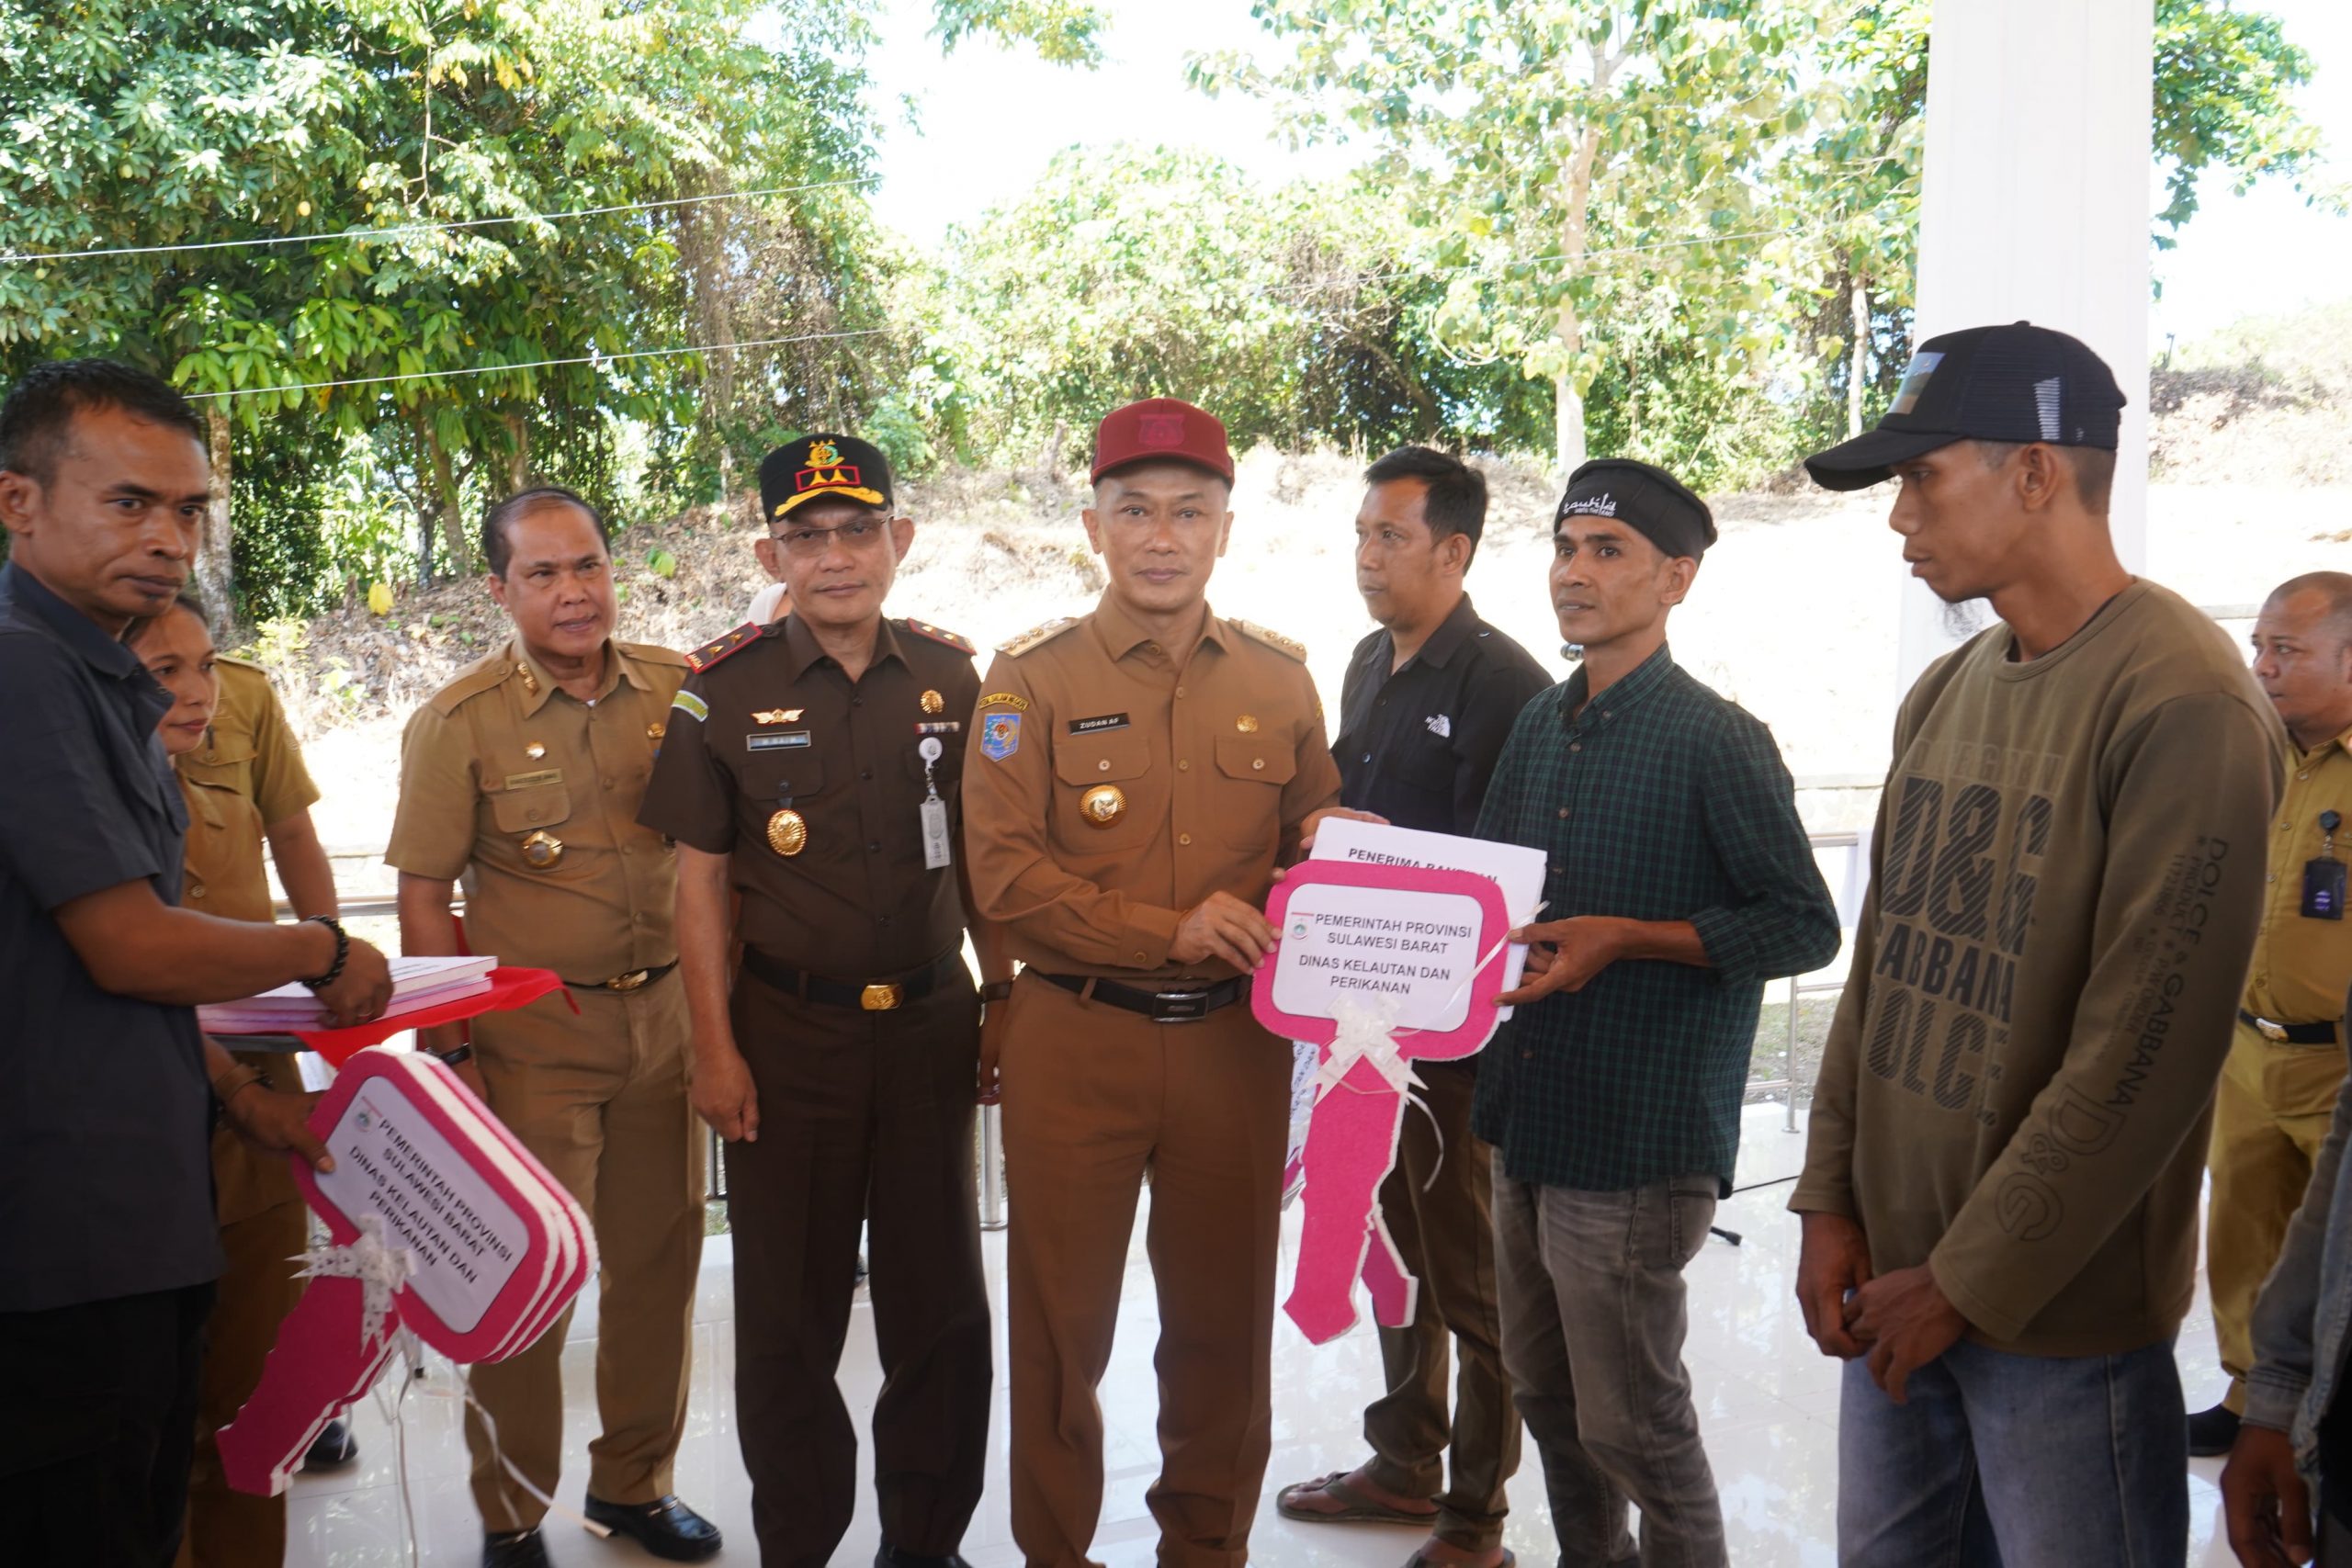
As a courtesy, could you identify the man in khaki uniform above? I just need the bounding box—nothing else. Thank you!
[962,398,1348,1568]
[388,487,718,1568]
[2191,570,2352,1456]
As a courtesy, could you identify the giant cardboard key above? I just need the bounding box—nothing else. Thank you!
[1255,852,1520,1344]
[216,1047,595,1496]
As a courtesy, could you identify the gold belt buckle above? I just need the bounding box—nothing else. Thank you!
[2256,1016,2290,1042]
[861,983,902,1011]
[606,969,650,992]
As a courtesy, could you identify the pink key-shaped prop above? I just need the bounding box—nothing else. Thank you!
[218,1049,591,1496]
[1255,860,1511,1345]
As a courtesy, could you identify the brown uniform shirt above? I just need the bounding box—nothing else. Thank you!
[961,594,1341,981]
[638,615,980,979]
[183,658,320,829]
[2245,720,2352,1025]
[386,636,684,981]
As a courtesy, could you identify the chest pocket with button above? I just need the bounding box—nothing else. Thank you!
[491,780,577,874]
[1053,728,1155,851]
[178,737,255,802]
[1213,734,1297,847]
[738,754,832,870]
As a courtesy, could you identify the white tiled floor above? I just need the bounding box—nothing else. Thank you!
[284,1105,2249,1565]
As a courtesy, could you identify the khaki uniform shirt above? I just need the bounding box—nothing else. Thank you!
[638,615,979,978]
[386,636,684,981]
[183,657,320,828]
[962,594,1341,981]
[2245,722,2352,1025]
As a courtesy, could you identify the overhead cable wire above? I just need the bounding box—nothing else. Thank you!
[0,174,878,266]
[1264,223,1807,299]
[181,325,890,403]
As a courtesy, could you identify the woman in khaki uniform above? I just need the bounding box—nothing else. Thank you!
[130,595,312,1568]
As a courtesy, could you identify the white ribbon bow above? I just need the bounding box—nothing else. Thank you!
[296,1213,416,1349]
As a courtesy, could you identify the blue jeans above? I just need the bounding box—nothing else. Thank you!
[1837,1337,2187,1567]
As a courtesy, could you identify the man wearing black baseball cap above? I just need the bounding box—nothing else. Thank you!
[1787,322,2284,1562]
[1473,457,1840,1566]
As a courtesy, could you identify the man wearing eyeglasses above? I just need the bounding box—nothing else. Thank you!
[639,434,1007,1568]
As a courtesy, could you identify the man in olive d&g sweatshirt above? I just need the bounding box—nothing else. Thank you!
[1788,322,2283,1564]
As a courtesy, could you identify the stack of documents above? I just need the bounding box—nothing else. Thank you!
[198,955,497,1035]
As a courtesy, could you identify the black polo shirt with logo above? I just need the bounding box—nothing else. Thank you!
[0,563,219,1313]
[1334,592,1553,837]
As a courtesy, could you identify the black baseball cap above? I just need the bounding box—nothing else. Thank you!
[759,433,895,524]
[1555,458,1717,559]
[1804,321,2125,491]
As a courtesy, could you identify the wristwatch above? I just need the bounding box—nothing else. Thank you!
[299,915,349,991]
[424,1043,475,1068]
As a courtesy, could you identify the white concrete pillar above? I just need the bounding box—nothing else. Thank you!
[1896,0,2154,685]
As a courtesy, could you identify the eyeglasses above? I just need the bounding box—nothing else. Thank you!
[771,516,888,558]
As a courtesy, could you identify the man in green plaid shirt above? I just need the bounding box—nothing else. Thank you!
[1474,459,1839,1568]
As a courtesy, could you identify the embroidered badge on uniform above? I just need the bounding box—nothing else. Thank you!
[980,712,1022,761]
[672,691,709,723]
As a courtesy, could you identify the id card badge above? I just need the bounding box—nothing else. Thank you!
[919,737,953,871]
[2302,857,2346,920]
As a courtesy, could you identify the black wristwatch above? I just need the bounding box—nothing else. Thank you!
[425,1043,475,1068]
[299,915,349,991]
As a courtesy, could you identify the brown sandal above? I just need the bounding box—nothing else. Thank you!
[1274,1471,1441,1526]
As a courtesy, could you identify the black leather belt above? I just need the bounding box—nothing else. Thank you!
[1035,971,1250,1023]
[741,949,961,1011]
[2240,1010,2339,1045]
[567,960,678,993]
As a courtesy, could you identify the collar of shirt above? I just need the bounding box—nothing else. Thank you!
[1089,591,1234,666]
[2297,721,2352,767]
[1557,640,1678,731]
[0,562,141,680]
[1353,592,1484,685]
[777,612,909,681]
[511,636,651,716]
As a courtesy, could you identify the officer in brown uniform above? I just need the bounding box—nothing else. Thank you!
[961,399,1349,1568]
[639,434,1001,1568]
[387,487,718,1568]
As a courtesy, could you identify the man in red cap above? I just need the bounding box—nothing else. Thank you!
[962,398,1351,1568]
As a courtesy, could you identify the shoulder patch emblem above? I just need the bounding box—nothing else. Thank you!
[980,692,1031,712]
[979,712,1023,761]
[1231,619,1309,662]
[671,691,709,724]
[685,622,763,674]
[900,617,977,655]
[998,616,1080,658]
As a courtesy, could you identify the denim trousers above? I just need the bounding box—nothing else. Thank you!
[1493,1168,1726,1568]
[1837,1336,2188,1566]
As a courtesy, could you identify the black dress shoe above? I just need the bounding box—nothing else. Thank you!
[583,1494,722,1562]
[876,1544,972,1568]
[483,1529,551,1568]
[2188,1402,2243,1457]
[303,1418,359,1471]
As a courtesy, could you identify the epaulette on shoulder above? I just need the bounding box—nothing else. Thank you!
[685,622,764,674]
[214,653,268,675]
[998,616,1080,658]
[1231,619,1308,663]
[426,652,516,717]
[899,617,976,656]
[618,639,688,669]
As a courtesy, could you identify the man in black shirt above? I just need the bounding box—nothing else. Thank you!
[1277,447,1551,1568]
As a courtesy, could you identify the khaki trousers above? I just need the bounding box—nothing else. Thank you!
[1001,974,1291,1568]
[724,966,992,1568]
[2209,1019,2345,1413]
[465,978,704,1531]
[1363,1058,1519,1551]
[180,1053,307,1568]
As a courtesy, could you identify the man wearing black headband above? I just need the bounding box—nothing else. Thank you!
[1786,321,2280,1563]
[1472,457,1840,1567]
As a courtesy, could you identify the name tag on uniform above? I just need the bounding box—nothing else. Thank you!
[1069,713,1129,735]
[504,769,563,790]
[747,731,812,752]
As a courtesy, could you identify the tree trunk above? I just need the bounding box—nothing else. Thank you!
[1848,268,1871,438]
[503,409,529,493]
[1550,47,1612,479]
[198,408,235,633]
[1554,368,1587,477]
[426,431,470,575]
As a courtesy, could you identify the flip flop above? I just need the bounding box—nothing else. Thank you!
[1274,1471,1442,1527]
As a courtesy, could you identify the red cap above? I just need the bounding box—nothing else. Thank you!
[1089,398,1234,484]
